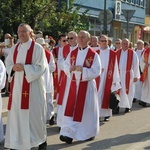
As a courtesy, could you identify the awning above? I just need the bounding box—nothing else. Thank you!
[143,26,150,33]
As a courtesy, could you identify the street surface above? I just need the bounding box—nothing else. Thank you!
[1,94,150,150]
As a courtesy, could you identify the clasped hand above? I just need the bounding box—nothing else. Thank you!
[13,63,24,72]
[70,65,83,72]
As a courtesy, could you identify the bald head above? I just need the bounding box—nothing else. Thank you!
[77,30,90,48]
[122,38,130,51]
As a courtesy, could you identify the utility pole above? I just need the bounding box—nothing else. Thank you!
[122,9,135,38]
[103,0,107,34]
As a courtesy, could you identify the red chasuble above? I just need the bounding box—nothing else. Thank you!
[57,44,71,105]
[101,50,116,109]
[8,40,35,110]
[117,49,133,94]
[140,48,150,82]
[64,47,96,122]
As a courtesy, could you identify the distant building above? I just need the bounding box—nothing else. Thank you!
[73,0,146,44]
[143,0,150,42]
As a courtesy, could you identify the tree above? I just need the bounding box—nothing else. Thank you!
[35,0,90,40]
[0,0,89,41]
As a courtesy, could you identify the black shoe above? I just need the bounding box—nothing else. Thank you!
[49,116,55,125]
[58,127,61,131]
[125,108,131,113]
[104,116,110,121]
[112,107,119,114]
[139,101,147,107]
[133,98,137,103]
[85,136,95,141]
[5,92,9,96]
[38,141,47,150]
[60,135,73,144]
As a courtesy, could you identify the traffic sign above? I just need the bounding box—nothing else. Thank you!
[122,9,135,21]
[99,10,113,24]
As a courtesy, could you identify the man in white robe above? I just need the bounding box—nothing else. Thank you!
[59,30,101,144]
[4,23,47,150]
[139,47,150,107]
[117,38,140,113]
[36,37,56,125]
[0,59,6,144]
[98,35,121,121]
[56,31,78,128]
[52,34,68,100]
[134,40,145,102]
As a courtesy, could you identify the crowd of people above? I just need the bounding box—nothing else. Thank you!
[0,23,150,149]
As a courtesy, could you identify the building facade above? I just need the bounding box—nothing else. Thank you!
[74,0,146,44]
[143,0,150,42]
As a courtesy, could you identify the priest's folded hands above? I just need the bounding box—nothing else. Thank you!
[70,65,76,72]
[75,65,83,72]
[13,63,24,72]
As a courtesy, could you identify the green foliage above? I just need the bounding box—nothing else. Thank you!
[0,0,90,40]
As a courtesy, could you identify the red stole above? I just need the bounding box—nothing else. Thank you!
[52,47,59,99]
[95,49,100,90]
[63,44,70,59]
[8,40,35,110]
[117,49,133,94]
[45,49,51,63]
[101,50,116,109]
[140,48,150,82]
[57,44,71,105]
[64,48,95,122]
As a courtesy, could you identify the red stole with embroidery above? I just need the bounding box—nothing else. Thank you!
[140,48,150,82]
[117,49,133,94]
[64,48,95,122]
[8,40,35,110]
[101,50,116,109]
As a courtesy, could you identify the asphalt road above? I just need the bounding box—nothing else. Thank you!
[1,95,150,150]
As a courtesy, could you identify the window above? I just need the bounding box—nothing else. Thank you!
[140,0,144,6]
[127,0,131,3]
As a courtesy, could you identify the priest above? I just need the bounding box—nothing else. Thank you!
[4,23,47,150]
[117,38,140,113]
[59,30,101,144]
[0,59,6,144]
[98,35,121,121]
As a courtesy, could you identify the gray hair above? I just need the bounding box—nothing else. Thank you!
[18,23,32,32]
[136,39,144,45]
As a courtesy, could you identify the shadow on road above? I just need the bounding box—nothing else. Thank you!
[83,131,150,150]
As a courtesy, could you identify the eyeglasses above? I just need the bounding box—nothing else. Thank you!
[17,30,28,34]
[67,37,74,40]
[100,40,107,42]
[116,43,120,44]
[62,40,68,42]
